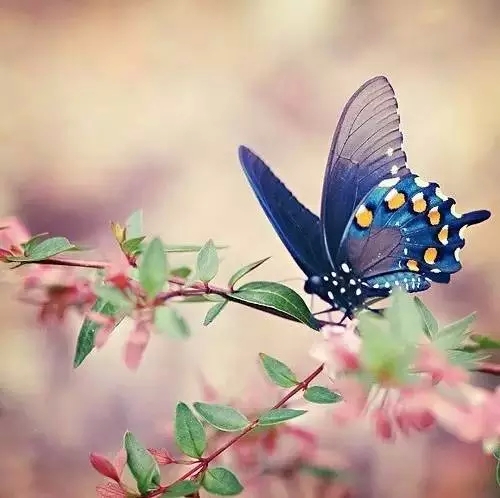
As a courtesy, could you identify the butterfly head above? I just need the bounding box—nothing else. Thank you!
[304,262,367,316]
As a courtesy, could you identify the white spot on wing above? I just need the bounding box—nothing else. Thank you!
[323,275,329,281]
[341,263,350,273]
[380,178,400,189]
[390,165,399,175]
[414,177,429,188]
[355,288,362,296]
[459,224,468,239]
[340,287,346,294]
[386,147,394,157]
[435,187,448,201]
[454,248,461,262]
[451,204,462,219]
[328,291,334,300]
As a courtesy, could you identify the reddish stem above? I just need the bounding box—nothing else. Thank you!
[473,361,500,375]
[146,363,325,497]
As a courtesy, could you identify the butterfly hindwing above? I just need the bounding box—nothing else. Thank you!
[238,146,331,278]
[340,172,490,292]
[320,76,411,265]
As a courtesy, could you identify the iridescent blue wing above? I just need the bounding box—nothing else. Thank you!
[339,172,490,292]
[238,146,331,277]
[320,76,411,265]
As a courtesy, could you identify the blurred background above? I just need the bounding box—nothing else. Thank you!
[0,1,499,497]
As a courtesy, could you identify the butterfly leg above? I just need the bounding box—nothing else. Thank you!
[313,307,337,317]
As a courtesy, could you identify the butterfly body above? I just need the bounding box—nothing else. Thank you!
[238,76,490,319]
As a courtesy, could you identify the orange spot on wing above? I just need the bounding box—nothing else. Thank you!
[438,225,449,245]
[386,190,406,210]
[407,259,419,272]
[424,247,438,264]
[428,207,440,225]
[355,205,373,228]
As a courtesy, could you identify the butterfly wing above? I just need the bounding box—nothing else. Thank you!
[339,172,490,292]
[238,146,331,277]
[320,76,411,265]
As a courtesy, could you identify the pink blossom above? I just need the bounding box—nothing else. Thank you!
[19,266,95,324]
[310,320,361,376]
[123,309,154,370]
[0,216,30,256]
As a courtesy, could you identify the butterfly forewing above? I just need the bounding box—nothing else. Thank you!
[320,76,411,266]
[238,146,331,278]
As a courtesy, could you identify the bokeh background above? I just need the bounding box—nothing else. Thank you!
[0,1,499,497]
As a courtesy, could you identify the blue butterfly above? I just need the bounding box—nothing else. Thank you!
[238,76,491,321]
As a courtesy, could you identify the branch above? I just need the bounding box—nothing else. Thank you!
[147,363,325,498]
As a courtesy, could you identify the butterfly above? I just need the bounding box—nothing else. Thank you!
[238,76,491,321]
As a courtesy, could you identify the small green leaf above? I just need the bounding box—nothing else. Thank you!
[19,236,77,261]
[258,408,307,426]
[414,297,438,338]
[21,232,49,254]
[303,386,342,404]
[93,285,132,310]
[204,301,228,326]
[164,244,227,253]
[126,210,143,239]
[193,402,249,432]
[434,313,476,351]
[161,480,200,497]
[170,266,192,279]
[121,236,146,255]
[300,464,339,481]
[228,257,270,288]
[469,334,500,350]
[139,238,168,298]
[230,281,319,330]
[123,431,161,495]
[175,402,206,458]
[202,467,243,496]
[196,239,219,282]
[259,353,298,388]
[155,307,190,338]
[73,298,123,368]
[386,289,424,343]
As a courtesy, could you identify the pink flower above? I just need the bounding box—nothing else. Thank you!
[19,266,95,324]
[0,216,30,257]
[123,308,154,370]
[310,320,361,376]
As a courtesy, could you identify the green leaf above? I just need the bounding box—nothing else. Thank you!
[259,353,298,388]
[204,301,228,326]
[434,313,476,351]
[196,239,219,282]
[300,464,339,481]
[126,210,143,239]
[155,307,190,338]
[230,281,319,330]
[303,386,342,404]
[73,298,123,368]
[496,459,500,487]
[121,236,146,255]
[228,257,270,288]
[469,334,500,350]
[202,467,243,496]
[258,408,307,426]
[175,402,206,458]
[414,297,438,338]
[93,285,132,311]
[386,289,424,343]
[139,238,168,298]
[358,311,414,383]
[193,402,250,432]
[123,431,161,495]
[171,266,192,279]
[164,244,227,253]
[161,480,200,497]
[18,236,77,261]
[21,232,49,254]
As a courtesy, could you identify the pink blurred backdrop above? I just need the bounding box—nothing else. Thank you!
[0,1,499,497]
